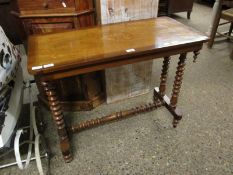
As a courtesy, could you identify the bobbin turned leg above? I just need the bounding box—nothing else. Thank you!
[154,56,182,127]
[154,56,171,103]
[159,56,171,97]
[170,53,187,127]
[42,81,72,163]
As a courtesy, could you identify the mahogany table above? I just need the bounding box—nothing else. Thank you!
[27,17,208,163]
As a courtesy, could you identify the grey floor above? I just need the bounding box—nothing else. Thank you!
[1,2,233,175]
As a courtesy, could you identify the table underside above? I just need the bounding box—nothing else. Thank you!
[40,50,201,163]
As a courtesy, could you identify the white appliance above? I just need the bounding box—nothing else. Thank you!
[0,26,49,174]
[0,66,23,148]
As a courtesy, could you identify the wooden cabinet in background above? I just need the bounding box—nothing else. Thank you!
[22,17,76,34]
[16,0,105,111]
[169,0,194,19]
[158,0,169,16]
[158,0,194,19]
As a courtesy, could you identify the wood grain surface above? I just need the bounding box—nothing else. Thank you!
[17,0,76,16]
[28,17,208,76]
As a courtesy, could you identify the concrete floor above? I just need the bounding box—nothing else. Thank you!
[1,2,233,175]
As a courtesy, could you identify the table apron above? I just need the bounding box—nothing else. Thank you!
[39,43,203,81]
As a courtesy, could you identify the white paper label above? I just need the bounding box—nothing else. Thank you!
[32,66,43,70]
[43,63,54,68]
[62,2,67,8]
[126,48,136,53]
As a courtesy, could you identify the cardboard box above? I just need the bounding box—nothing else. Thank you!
[99,0,158,103]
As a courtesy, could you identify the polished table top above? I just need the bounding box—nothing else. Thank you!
[28,17,208,75]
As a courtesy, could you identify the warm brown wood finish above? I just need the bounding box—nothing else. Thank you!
[16,0,78,36]
[159,57,171,97]
[42,81,72,163]
[17,0,75,16]
[170,53,187,127]
[28,17,208,77]
[17,0,104,111]
[170,53,187,110]
[71,101,163,133]
[22,17,76,35]
[17,0,96,35]
[28,17,208,162]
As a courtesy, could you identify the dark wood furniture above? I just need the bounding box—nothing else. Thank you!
[158,0,194,19]
[27,17,208,163]
[16,0,105,111]
[16,0,96,35]
[158,0,169,16]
